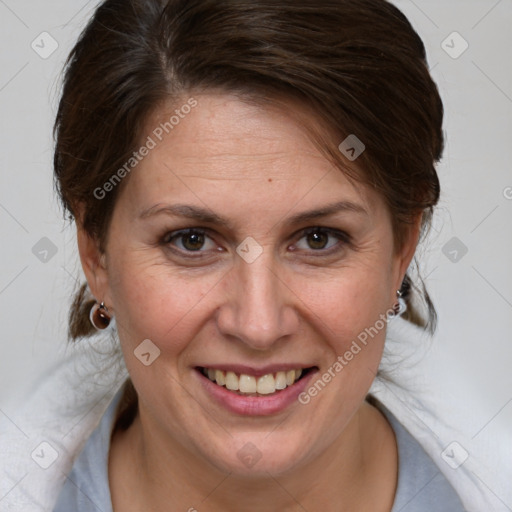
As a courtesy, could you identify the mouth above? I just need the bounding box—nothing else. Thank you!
[195,366,316,397]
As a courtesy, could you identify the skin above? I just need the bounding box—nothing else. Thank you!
[77,93,421,511]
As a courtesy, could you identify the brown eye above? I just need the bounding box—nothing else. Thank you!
[181,231,205,251]
[294,227,348,253]
[306,230,330,250]
[164,229,216,253]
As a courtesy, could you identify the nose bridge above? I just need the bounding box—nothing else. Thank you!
[218,253,296,349]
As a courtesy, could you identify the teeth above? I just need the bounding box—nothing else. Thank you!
[202,367,305,395]
[256,374,275,394]
[239,374,256,393]
[225,371,239,391]
[215,370,225,386]
[275,371,287,390]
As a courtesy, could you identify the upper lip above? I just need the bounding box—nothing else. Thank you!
[196,364,316,377]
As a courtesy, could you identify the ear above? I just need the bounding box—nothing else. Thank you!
[75,205,111,307]
[393,213,423,293]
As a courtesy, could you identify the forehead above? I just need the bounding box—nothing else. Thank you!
[147,95,330,168]
[121,93,380,218]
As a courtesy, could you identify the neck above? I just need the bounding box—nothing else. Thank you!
[109,400,397,512]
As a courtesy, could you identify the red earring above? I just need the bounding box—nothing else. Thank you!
[89,301,112,330]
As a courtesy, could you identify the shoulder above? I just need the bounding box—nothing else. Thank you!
[374,400,467,512]
[53,387,125,512]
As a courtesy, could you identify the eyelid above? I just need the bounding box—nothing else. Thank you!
[161,226,351,257]
[290,226,351,255]
[162,228,218,253]
[299,226,351,242]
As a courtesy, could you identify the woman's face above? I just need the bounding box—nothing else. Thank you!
[82,93,415,475]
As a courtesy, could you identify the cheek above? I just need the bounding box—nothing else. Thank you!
[108,253,222,356]
[299,265,392,343]
[290,270,391,439]
[302,269,392,412]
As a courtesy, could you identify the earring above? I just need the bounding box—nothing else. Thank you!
[393,289,407,317]
[89,301,112,330]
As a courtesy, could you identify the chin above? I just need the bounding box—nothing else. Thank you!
[201,435,308,477]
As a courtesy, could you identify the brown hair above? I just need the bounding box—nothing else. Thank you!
[54,0,443,348]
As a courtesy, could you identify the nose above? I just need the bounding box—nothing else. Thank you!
[215,254,299,351]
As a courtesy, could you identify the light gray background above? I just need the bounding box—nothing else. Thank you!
[0,0,511,506]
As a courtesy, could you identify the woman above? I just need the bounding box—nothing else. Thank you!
[52,0,466,510]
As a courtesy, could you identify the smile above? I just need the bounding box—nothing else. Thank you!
[194,364,318,415]
[199,367,312,396]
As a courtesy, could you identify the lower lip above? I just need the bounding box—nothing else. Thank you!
[194,368,318,416]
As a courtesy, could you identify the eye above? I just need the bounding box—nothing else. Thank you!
[292,227,349,253]
[163,229,217,253]
[161,226,350,259]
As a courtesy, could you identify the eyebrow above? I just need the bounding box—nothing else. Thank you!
[138,200,368,229]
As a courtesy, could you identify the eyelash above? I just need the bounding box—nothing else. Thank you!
[160,227,351,259]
